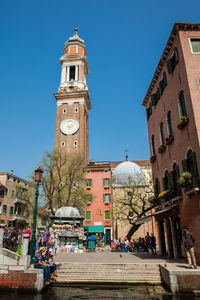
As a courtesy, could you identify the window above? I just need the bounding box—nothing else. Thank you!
[86,194,93,203]
[69,66,76,81]
[3,204,7,215]
[104,210,111,220]
[151,87,160,106]
[167,47,179,74]
[103,194,111,203]
[9,206,14,215]
[74,141,78,147]
[151,135,156,156]
[162,170,169,191]
[160,122,165,145]
[166,111,173,136]
[85,211,91,220]
[104,169,109,173]
[103,178,110,188]
[159,72,167,95]
[172,163,181,195]
[85,179,92,188]
[154,178,160,198]
[75,108,79,113]
[11,190,15,198]
[0,202,2,214]
[190,38,200,53]
[63,109,66,114]
[0,190,4,198]
[182,150,199,180]
[61,142,65,147]
[146,103,152,120]
[179,91,188,117]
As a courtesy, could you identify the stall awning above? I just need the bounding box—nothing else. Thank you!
[84,226,104,233]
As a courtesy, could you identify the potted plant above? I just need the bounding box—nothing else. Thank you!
[165,135,174,145]
[158,144,166,153]
[150,155,157,163]
[178,172,192,186]
[177,116,189,129]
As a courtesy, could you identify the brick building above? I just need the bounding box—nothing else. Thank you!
[84,161,112,245]
[142,22,200,262]
[0,171,33,228]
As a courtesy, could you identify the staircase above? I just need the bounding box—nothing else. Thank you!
[56,263,162,285]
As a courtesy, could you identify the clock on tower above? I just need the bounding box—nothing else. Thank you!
[54,28,91,162]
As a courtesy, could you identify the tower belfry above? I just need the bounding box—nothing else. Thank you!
[54,28,91,162]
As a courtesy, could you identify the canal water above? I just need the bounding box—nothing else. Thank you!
[0,286,199,300]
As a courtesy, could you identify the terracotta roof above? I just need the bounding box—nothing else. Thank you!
[87,160,150,169]
[142,22,200,106]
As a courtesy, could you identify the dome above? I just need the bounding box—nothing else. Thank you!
[112,161,145,186]
[55,206,80,218]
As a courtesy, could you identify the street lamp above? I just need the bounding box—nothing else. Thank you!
[30,168,43,264]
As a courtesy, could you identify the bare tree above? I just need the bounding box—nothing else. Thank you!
[113,168,154,240]
[38,150,87,215]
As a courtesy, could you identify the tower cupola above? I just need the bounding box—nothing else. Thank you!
[59,28,89,92]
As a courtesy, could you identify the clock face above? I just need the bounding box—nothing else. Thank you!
[60,118,79,135]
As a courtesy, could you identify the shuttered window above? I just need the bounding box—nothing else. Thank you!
[85,211,92,220]
[179,91,188,117]
[3,205,7,214]
[167,111,173,136]
[167,47,179,74]
[86,194,93,203]
[103,193,111,203]
[104,210,111,220]
[85,179,92,187]
[103,178,110,187]
[151,135,156,156]
[160,122,165,145]
[146,104,152,120]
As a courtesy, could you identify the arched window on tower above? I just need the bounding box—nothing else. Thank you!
[178,91,188,117]
[160,122,165,145]
[151,135,156,156]
[166,111,173,136]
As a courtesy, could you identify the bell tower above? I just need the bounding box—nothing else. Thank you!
[54,28,91,162]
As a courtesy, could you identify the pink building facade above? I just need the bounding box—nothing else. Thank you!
[84,161,112,246]
[143,23,200,263]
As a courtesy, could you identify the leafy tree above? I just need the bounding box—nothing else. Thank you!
[38,150,87,215]
[113,168,154,240]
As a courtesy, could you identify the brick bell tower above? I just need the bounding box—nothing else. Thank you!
[54,28,91,162]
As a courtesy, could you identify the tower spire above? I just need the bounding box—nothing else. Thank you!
[125,144,129,161]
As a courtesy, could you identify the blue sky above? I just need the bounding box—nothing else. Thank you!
[0,0,199,179]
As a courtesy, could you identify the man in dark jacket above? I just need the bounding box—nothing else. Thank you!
[182,226,197,269]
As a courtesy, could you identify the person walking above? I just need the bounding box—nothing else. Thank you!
[182,226,197,269]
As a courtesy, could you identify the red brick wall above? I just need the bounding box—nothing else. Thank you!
[177,274,200,292]
[0,270,36,289]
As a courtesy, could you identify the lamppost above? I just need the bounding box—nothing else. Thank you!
[30,168,43,264]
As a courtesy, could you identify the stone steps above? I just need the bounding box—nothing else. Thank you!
[55,263,162,284]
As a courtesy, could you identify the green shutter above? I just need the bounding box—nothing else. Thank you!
[86,211,91,220]
[3,205,7,214]
[182,159,189,172]
[109,178,111,187]
[192,152,199,178]
[103,178,105,187]
[9,206,13,215]
[167,59,173,74]
[103,194,105,202]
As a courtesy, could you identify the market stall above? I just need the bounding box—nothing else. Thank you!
[50,206,86,253]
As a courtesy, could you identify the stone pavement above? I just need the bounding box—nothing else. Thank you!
[54,247,186,266]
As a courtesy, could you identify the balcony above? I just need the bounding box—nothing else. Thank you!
[14,197,27,205]
[183,178,200,197]
[12,215,26,221]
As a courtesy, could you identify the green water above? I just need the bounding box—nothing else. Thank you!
[0,286,198,299]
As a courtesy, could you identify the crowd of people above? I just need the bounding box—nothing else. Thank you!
[114,232,156,254]
[3,226,58,285]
